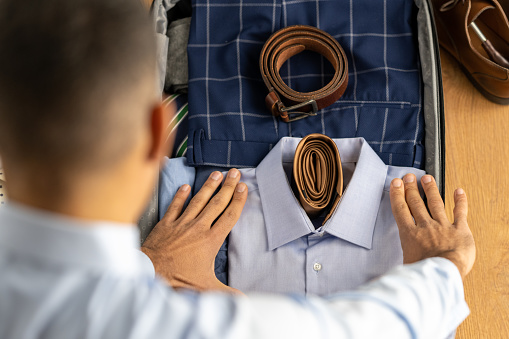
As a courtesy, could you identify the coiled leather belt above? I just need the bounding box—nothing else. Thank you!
[292,133,343,224]
[260,25,349,122]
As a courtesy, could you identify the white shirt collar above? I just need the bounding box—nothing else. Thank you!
[0,202,147,277]
[256,137,387,251]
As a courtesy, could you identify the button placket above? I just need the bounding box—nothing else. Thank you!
[306,235,326,296]
[313,262,322,271]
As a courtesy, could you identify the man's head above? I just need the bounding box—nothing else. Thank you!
[0,0,170,222]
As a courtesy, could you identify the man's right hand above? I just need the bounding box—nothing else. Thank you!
[390,174,475,280]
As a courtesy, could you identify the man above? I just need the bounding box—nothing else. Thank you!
[0,0,475,338]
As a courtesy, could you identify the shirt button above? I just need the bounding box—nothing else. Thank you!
[313,263,322,271]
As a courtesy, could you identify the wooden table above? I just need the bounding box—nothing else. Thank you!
[441,50,509,338]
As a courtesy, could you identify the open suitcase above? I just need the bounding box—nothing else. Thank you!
[138,2,455,336]
[139,0,446,240]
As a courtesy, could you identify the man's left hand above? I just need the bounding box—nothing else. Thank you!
[141,169,247,294]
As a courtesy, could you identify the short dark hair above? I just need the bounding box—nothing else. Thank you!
[0,0,156,171]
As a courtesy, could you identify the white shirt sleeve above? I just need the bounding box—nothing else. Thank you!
[116,257,468,339]
[0,204,469,339]
[136,249,156,278]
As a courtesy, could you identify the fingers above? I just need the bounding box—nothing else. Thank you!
[403,173,430,225]
[210,182,248,242]
[453,188,468,226]
[198,169,242,224]
[390,178,415,230]
[180,171,224,220]
[421,175,448,223]
[163,184,192,221]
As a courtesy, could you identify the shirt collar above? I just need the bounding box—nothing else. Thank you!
[256,137,388,251]
[0,202,148,277]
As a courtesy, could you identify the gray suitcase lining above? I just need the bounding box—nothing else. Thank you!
[416,0,445,197]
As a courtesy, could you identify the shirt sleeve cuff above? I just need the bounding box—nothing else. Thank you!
[426,257,470,329]
[136,249,156,279]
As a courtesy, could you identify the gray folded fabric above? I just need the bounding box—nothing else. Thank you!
[164,17,190,94]
[151,0,180,94]
[140,0,183,240]
[155,33,169,94]
[139,183,159,245]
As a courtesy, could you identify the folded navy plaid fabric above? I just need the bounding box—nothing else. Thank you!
[186,0,424,169]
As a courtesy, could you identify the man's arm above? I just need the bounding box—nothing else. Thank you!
[116,256,464,339]
[139,172,475,338]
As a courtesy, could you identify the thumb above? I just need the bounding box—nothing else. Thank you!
[453,188,468,226]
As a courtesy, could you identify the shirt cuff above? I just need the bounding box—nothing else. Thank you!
[426,257,470,330]
[136,249,156,279]
[428,257,463,285]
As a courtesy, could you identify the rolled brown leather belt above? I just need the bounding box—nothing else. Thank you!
[292,133,343,224]
[260,25,348,122]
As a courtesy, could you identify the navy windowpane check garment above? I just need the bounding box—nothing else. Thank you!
[186,0,425,169]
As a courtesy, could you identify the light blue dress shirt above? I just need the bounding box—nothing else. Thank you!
[0,202,469,339]
[158,156,195,221]
[157,156,233,283]
[228,137,426,296]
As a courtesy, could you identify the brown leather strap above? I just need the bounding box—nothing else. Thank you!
[292,133,343,224]
[260,25,348,122]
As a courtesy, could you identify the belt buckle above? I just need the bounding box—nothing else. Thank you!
[280,99,318,122]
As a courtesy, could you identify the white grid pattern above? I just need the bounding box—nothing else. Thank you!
[227,141,232,166]
[380,108,389,152]
[237,0,246,141]
[194,2,276,6]
[317,0,325,134]
[334,32,413,38]
[188,66,419,83]
[189,33,416,46]
[189,112,275,119]
[414,60,423,144]
[383,0,389,101]
[282,0,292,137]
[188,39,264,47]
[368,139,415,145]
[206,0,211,140]
[349,0,357,101]
[272,0,276,32]
[380,0,388,153]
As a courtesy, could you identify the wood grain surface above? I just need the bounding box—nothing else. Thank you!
[441,50,509,339]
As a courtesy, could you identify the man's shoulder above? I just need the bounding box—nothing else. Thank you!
[0,252,176,339]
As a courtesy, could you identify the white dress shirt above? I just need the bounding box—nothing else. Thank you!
[0,202,469,339]
[228,137,426,296]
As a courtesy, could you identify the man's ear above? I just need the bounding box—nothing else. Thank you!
[148,100,175,161]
